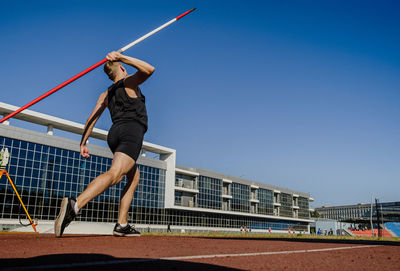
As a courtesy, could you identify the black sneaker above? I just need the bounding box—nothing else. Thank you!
[54,197,77,238]
[113,223,141,237]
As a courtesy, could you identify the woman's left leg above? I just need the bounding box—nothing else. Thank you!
[117,165,140,224]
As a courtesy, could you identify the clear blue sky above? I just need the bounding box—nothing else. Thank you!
[1,0,399,207]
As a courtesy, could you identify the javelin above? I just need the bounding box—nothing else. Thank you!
[0,8,196,123]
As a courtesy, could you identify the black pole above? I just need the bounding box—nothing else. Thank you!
[375,198,382,237]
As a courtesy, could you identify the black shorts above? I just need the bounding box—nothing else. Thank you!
[107,121,145,161]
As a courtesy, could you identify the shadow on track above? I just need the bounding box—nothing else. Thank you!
[0,253,242,271]
[198,236,400,246]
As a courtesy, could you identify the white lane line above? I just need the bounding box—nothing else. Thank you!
[162,245,378,260]
[4,245,379,271]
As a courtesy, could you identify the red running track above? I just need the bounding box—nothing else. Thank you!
[1,234,399,271]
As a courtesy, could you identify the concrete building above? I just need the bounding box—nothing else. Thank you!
[0,102,314,234]
[316,202,400,223]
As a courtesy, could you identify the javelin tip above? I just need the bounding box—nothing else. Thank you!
[176,8,197,20]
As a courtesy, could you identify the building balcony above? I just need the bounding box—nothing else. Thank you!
[222,201,231,211]
[250,198,260,203]
[174,186,199,194]
[222,187,230,195]
[175,179,198,190]
[222,194,233,199]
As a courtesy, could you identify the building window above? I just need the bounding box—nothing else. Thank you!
[198,176,221,210]
[280,193,293,218]
[231,183,250,213]
[258,188,274,215]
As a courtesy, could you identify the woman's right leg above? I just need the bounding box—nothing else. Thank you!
[76,152,135,210]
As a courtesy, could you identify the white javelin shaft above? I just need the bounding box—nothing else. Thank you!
[117,7,196,53]
[118,18,177,53]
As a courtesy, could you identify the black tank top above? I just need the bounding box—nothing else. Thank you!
[107,79,148,132]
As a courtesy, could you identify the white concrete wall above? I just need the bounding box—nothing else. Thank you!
[161,150,176,208]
